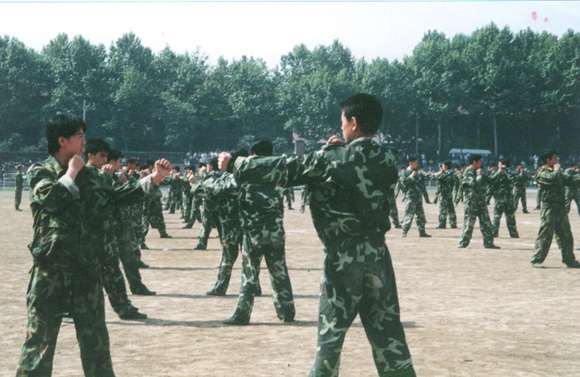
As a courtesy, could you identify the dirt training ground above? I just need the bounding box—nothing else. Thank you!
[1,189,580,377]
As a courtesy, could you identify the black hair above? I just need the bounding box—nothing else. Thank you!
[339,93,383,135]
[84,138,110,160]
[46,113,86,155]
[198,162,206,168]
[540,150,558,164]
[126,156,138,165]
[443,161,452,169]
[408,157,417,163]
[108,149,123,162]
[208,158,219,171]
[571,162,578,168]
[146,160,156,169]
[250,139,273,156]
[468,154,482,164]
[500,159,511,168]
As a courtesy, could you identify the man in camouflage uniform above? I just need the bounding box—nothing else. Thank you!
[15,164,24,211]
[533,167,542,210]
[181,166,194,224]
[194,158,222,250]
[107,150,156,296]
[124,158,149,267]
[203,150,249,296]
[222,140,294,326]
[564,162,580,217]
[141,160,171,248]
[182,163,205,229]
[84,141,152,321]
[16,114,170,377]
[454,164,466,204]
[512,163,529,213]
[430,161,457,229]
[457,154,500,249]
[400,157,431,237]
[531,150,580,268]
[166,166,183,214]
[488,159,519,238]
[219,94,416,377]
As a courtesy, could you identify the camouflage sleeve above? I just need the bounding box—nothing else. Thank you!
[210,173,240,198]
[110,173,155,207]
[536,168,561,187]
[28,163,77,211]
[233,149,329,188]
[563,170,580,187]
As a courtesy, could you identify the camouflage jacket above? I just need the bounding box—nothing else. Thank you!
[15,171,23,189]
[537,166,580,207]
[232,137,397,249]
[400,167,427,201]
[460,166,489,207]
[512,169,529,190]
[430,170,455,199]
[200,171,241,225]
[488,169,514,201]
[564,168,580,194]
[27,156,155,267]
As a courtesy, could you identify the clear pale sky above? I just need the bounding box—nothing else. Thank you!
[1,1,579,67]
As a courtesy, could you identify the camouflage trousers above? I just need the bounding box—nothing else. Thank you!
[99,240,132,315]
[210,221,242,294]
[284,189,295,209]
[115,222,147,292]
[513,187,527,212]
[141,198,168,242]
[183,194,193,222]
[459,204,495,247]
[535,186,542,210]
[167,190,181,213]
[187,197,202,226]
[565,190,580,216]
[492,199,519,238]
[16,261,115,377]
[387,194,401,227]
[309,239,416,377]
[402,198,426,233]
[438,195,457,228]
[15,187,23,210]
[197,204,221,249]
[531,204,576,266]
[233,223,295,322]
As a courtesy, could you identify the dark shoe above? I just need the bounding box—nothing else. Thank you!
[566,261,580,268]
[523,210,530,214]
[534,207,540,210]
[281,306,296,323]
[118,305,147,320]
[401,232,407,238]
[194,244,206,250]
[484,244,501,249]
[182,224,193,229]
[207,289,225,296]
[160,233,172,239]
[450,225,458,229]
[15,208,22,211]
[419,232,432,238]
[223,314,249,325]
[138,260,150,269]
[531,263,545,268]
[140,243,150,250]
[435,225,446,229]
[132,286,156,296]
[255,287,262,297]
[510,235,519,239]
[457,244,467,248]
[394,224,402,229]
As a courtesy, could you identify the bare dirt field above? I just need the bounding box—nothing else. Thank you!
[2,189,580,377]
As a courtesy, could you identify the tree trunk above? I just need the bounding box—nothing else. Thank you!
[415,111,419,155]
[437,113,442,160]
[493,112,498,157]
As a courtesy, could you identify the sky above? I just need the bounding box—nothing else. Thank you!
[0,1,579,68]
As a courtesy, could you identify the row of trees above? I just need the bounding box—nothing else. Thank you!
[1,23,579,158]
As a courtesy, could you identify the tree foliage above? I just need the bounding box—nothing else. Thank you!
[1,25,580,159]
